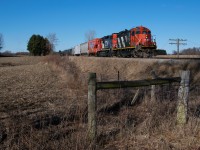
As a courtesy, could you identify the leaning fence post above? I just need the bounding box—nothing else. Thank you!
[88,73,97,146]
[177,70,190,125]
[151,71,157,102]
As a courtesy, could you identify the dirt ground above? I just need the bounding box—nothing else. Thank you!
[1,56,200,149]
[0,57,67,119]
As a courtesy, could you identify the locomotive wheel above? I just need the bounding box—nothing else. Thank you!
[117,51,121,57]
[96,52,98,57]
[143,52,149,58]
[134,50,143,58]
[131,51,135,57]
[108,49,113,57]
[147,52,153,58]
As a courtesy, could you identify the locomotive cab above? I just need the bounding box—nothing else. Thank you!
[88,38,102,56]
[102,35,112,50]
[130,26,156,49]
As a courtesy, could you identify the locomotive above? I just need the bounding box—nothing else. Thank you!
[72,26,157,58]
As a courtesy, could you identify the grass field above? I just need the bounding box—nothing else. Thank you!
[1,55,200,149]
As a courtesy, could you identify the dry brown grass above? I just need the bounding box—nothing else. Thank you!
[1,55,200,149]
[156,55,200,59]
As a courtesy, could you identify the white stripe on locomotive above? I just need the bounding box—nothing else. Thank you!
[121,37,125,48]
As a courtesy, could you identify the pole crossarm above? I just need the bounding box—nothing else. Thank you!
[169,38,187,58]
[97,77,181,90]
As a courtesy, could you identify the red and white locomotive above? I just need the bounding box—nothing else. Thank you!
[73,26,157,58]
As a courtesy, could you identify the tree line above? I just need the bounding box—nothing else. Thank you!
[173,47,200,55]
[0,33,3,51]
[0,30,95,56]
[0,33,58,56]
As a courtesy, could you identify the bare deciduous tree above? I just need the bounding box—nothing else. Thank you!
[0,33,4,51]
[85,30,96,41]
[46,33,58,52]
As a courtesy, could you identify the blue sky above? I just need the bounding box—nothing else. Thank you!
[0,0,199,54]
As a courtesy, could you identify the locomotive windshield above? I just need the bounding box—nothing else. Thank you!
[142,31,147,34]
[136,31,140,34]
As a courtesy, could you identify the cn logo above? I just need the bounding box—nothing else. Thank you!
[105,41,108,47]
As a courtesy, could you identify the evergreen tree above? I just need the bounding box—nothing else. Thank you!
[27,34,51,56]
[43,38,52,55]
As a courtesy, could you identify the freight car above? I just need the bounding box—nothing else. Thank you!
[72,42,88,56]
[72,25,158,58]
[80,42,88,55]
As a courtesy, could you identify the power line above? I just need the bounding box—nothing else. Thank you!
[169,38,187,58]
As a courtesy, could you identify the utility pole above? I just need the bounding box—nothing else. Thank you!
[169,38,187,58]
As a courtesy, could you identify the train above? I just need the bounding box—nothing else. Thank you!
[66,26,165,58]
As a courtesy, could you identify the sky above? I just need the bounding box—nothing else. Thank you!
[0,0,200,54]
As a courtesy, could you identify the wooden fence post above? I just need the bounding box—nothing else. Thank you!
[118,71,120,81]
[88,73,97,146]
[177,70,190,125]
[151,71,157,102]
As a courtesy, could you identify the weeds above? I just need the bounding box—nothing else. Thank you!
[1,56,200,149]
